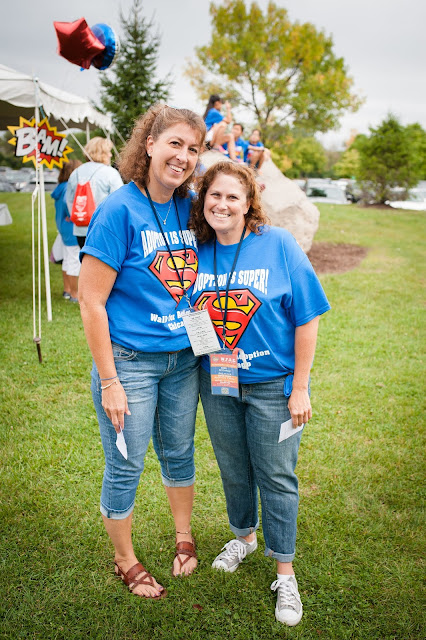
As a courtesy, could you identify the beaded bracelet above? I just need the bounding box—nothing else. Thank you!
[101,379,119,390]
[100,375,118,381]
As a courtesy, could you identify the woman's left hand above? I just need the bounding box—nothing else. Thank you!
[288,388,312,427]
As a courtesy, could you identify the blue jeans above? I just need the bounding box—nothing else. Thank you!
[92,344,200,520]
[200,367,303,563]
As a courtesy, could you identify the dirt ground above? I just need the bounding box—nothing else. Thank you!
[307,242,368,274]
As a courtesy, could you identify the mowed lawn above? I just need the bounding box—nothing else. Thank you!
[0,193,424,640]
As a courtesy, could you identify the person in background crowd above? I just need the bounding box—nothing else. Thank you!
[51,159,82,302]
[223,123,248,162]
[245,129,270,173]
[78,104,206,600]
[203,95,237,161]
[66,137,123,249]
[189,161,330,627]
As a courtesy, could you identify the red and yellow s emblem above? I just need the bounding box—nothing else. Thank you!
[149,249,198,303]
[194,289,261,348]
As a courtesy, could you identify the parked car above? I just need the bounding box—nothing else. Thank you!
[21,169,58,193]
[307,183,350,205]
[6,168,35,191]
[0,179,16,192]
[387,187,426,211]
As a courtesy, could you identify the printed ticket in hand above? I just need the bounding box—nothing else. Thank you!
[278,417,304,443]
[182,308,220,356]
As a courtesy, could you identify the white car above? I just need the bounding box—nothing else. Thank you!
[307,184,350,205]
[387,188,426,211]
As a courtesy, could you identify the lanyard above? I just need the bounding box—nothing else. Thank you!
[213,226,246,348]
[145,186,192,308]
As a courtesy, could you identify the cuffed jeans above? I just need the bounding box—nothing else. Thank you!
[92,344,200,520]
[200,367,303,562]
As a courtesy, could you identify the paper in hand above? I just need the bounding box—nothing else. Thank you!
[278,417,304,443]
[116,427,128,459]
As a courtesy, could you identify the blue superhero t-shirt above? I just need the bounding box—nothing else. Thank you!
[80,182,199,352]
[191,226,330,383]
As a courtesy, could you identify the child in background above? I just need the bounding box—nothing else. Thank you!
[203,95,237,161]
[223,123,248,162]
[51,159,82,302]
[245,129,270,173]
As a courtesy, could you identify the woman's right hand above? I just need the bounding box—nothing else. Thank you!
[101,381,131,433]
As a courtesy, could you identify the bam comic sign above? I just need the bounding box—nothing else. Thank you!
[8,116,73,169]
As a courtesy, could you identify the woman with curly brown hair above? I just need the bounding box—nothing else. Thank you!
[190,161,330,626]
[78,104,205,599]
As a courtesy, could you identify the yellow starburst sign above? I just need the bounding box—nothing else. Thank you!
[8,116,73,169]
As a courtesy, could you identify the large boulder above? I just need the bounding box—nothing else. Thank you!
[199,150,320,253]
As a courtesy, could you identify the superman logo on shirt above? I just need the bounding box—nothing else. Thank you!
[194,289,261,349]
[149,249,198,304]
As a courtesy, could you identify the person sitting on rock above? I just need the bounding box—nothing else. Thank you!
[203,95,237,161]
[245,129,271,173]
[222,123,248,163]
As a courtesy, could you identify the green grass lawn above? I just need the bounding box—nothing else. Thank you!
[0,193,424,639]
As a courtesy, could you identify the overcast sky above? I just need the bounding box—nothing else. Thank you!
[1,0,424,148]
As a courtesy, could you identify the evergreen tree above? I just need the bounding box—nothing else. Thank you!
[99,0,170,138]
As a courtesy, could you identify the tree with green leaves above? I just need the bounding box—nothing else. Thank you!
[99,0,170,138]
[354,115,424,203]
[271,133,326,178]
[185,0,361,146]
[333,148,360,179]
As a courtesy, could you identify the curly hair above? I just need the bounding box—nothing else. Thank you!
[84,137,113,164]
[189,161,270,244]
[58,159,82,183]
[118,104,206,199]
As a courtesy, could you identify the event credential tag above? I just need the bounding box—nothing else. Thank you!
[182,309,220,356]
[210,350,239,397]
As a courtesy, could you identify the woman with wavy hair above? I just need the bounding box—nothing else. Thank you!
[78,104,206,599]
[190,161,330,626]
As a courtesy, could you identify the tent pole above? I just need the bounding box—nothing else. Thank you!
[38,164,52,321]
[34,89,52,323]
[86,121,90,145]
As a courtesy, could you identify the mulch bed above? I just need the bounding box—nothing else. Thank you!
[307,242,368,274]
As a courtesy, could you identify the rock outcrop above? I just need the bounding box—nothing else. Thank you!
[199,150,320,253]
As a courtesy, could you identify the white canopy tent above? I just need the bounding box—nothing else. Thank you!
[0,64,113,341]
[0,63,112,131]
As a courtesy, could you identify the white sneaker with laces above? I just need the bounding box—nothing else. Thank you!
[211,534,258,573]
[270,575,303,626]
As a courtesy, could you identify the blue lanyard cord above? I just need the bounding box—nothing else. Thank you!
[145,186,192,308]
[213,226,246,347]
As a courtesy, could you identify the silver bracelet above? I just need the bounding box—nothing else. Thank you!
[101,379,119,390]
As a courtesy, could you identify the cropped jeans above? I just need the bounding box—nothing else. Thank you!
[92,344,200,520]
[200,367,303,563]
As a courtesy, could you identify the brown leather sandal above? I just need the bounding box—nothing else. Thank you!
[172,537,197,577]
[115,561,167,599]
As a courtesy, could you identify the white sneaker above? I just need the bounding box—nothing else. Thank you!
[270,575,303,626]
[211,534,258,573]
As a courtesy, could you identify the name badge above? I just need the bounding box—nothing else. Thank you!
[209,350,239,397]
[182,308,220,356]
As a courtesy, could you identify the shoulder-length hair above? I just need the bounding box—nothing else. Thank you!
[84,137,113,164]
[58,159,82,183]
[203,94,221,119]
[118,104,206,199]
[189,161,270,244]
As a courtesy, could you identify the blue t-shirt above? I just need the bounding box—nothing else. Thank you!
[80,182,199,352]
[223,137,249,161]
[51,182,77,246]
[204,108,223,132]
[191,227,330,383]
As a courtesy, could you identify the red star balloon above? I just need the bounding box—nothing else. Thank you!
[54,18,105,70]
